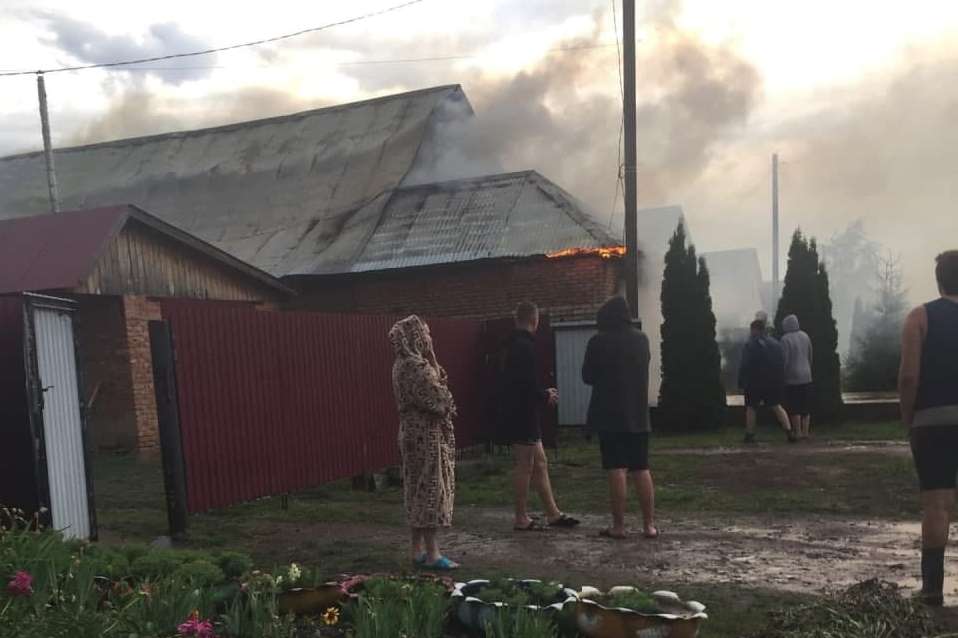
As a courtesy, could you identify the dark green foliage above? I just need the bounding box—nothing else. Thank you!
[658,221,727,431]
[173,559,226,587]
[774,231,844,420]
[215,550,254,580]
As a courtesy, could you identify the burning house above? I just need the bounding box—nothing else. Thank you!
[0,85,693,437]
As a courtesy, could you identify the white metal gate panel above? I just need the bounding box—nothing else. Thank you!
[33,306,90,540]
[555,324,597,426]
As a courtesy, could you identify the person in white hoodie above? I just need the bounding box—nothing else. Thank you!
[781,314,814,439]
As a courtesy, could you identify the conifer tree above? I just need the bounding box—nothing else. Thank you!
[775,230,844,420]
[658,222,727,431]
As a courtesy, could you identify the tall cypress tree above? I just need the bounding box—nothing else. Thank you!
[658,222,726,431]
[774,230,844,421]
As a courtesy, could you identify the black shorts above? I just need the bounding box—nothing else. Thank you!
[784,383,813,416]
[744,386,783,408]
[508,423,541,446]
[598,432,650,471]
[911,425,958,491]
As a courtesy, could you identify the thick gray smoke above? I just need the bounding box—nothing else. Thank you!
[404,6,762,223]
[33,12,215,84]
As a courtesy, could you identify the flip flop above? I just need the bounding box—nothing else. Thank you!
[548,514,581,528]
[419,556,459,571]
[599,528,627,540]
[514,520,546,532]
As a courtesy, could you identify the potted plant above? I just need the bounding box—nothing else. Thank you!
[451,579,577,633]
[574,586,707,638]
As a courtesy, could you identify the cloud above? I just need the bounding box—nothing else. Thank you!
[33,12,215,84]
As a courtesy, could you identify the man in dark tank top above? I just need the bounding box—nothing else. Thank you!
[899,250,958,606]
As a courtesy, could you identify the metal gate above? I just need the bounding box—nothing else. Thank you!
[31,302,91,539]
[554,322,597,427]
[0,294,95,540]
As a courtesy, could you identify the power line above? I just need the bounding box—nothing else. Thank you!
[0,0,426,78]
[7,42,618,74]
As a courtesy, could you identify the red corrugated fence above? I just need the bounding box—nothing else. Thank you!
[159,301,486,513]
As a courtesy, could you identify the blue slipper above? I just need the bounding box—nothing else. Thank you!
[419,556,459,571]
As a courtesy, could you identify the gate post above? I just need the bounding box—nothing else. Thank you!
[148,321,188,540]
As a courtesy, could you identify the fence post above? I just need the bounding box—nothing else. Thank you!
[149,321,189,540]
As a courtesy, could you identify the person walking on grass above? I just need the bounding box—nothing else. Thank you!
[739,319,797,444]
[582,296,658,540]
[500,301,580,532]
[781,314,814,440]
[389,315,459,571]
[899,250,958,607]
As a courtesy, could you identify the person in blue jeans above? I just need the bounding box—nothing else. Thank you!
[739,319,796,444]
[899,250,958,606]
[582,296,658,540]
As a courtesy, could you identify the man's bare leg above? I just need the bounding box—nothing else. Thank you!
[802,415,811,438]
[513,444,536,527]
[607,469,628,537]
[531,442,562,521]
[632,469,657,537]
[745,407,757,434]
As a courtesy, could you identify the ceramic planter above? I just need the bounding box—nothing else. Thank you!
[574,587,708,638]
[451,579,577,633]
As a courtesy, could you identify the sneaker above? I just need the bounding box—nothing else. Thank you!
[744,433,757,445]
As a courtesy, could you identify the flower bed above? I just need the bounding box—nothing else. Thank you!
[0,507,707,638]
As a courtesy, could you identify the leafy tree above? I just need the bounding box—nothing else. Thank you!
[774,230,844,420]
[658,222,726,431]
[845,254,907,391]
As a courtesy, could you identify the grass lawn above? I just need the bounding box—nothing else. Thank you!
[91,421,916,637]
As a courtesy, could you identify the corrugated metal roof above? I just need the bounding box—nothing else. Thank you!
[315,170,620,274]
[0,205,291,295]
[0,86,468,277]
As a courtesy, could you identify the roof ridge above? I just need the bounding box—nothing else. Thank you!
[397,169,536,191]
[525,171,620,246]
[0,85,463,161]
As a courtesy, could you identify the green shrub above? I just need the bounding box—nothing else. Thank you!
[130,550,183,579]
[215,550,253,580]
[81,545,130,580]
[173,560,226,587]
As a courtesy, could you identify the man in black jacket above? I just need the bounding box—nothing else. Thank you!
[738,319,795,444]
[500,301,580,531]
[582,296,657,540]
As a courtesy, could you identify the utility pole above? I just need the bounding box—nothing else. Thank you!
[36,72,60,213]
[771,153,780,314]
[623,0,639,317]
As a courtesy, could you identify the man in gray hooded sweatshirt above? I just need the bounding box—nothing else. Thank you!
[781,314,814,439]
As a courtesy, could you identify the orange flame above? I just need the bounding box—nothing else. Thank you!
[546,246,626,260]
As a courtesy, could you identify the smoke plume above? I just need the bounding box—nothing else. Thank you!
[404,5,762,224]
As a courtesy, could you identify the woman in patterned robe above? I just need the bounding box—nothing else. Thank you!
[389,315,459,570]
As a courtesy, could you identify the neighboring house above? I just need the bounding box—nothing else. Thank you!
[0,205,291,451]
[702,248,766,331]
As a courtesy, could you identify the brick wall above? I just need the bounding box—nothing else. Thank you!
[73,295,163,453]
[123,296,162,451]
[73,296,136,450]
[290,255,623,322]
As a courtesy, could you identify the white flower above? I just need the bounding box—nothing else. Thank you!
[288,563,302,582]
